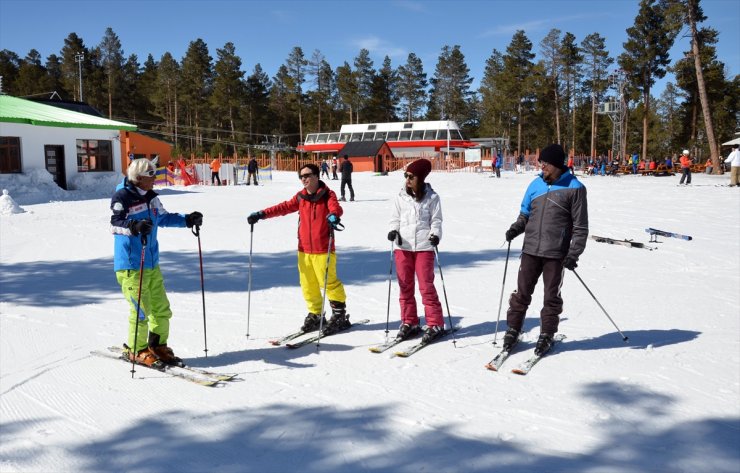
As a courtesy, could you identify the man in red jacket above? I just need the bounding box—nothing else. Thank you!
[248,164,350,334]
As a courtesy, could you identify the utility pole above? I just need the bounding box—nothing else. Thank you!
[75,52,84,101]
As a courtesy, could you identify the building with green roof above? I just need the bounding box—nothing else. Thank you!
[0,95,136,189]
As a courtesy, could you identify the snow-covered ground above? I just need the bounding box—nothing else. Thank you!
[1,167,738,473]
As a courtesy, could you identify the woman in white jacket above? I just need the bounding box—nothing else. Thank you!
[387,159,445,343]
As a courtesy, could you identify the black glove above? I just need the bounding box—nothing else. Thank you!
[247,211,264,225]
[129,219,153,236]
[429,235,440,246]
[505,227,519,242]
[388,230,402,245]
[327,213,341,229]
[186,211,203,228]
[563,256,578,270]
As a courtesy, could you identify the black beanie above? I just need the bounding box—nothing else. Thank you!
[539,144,567,171]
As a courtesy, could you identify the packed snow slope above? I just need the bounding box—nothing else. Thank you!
[1,168,738,473]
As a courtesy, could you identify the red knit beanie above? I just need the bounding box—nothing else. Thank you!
[406,159,432,181]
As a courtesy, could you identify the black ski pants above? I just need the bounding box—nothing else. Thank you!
[341,178,354,200]
[506,252,564,334]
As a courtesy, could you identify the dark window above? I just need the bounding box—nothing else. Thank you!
[339,133,350,142]
[437,130,449,140]
[375,131,387,140]
[412,130,424,140]
[328,133,339,143]
[399,131,412,141]
[387,131,400,141]
[423,130,436,140]
[367,124,377,130]
[76,139,113,172]
[0,137,22,173]
[305,134,317,144]
[317,133,328,143]
[403,123,413,129]
[362,132,375,141]
[350,133,362,142]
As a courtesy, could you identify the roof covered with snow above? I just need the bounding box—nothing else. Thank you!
[0,95,137,131]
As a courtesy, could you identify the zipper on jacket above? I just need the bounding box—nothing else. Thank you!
[535,186,551,255]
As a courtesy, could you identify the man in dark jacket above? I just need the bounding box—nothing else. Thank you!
[247,157,259,185]
[502,144,589,356]
[340,154,355,201]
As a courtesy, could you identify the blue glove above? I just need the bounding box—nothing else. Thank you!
[327,213,341,228]
[247,211,264,225]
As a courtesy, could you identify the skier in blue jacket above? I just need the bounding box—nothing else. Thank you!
[110,159,203,367]
[503,144,589,356]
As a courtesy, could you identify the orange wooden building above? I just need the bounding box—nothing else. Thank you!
[337,140,395,172]
[120,131,173,172]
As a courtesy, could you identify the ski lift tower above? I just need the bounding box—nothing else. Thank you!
[597,69,627,163]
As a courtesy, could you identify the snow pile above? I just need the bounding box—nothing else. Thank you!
[0,169,122,205]
[0,189,25,214]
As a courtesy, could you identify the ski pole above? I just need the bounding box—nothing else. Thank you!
[192,224,208,357]
[384,240,394,342]
[130,234,147,378]
[492,240,511,346]
[433,246,457,347]
[572,269,629,342]
[246,223,254,338]
[315,227,335,351]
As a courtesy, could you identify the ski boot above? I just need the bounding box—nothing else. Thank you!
[534,333,555,356]
[323,301,351,335]
[148,333,183,366]
[301,312,326,332]
[502,328,520,352]
[396,323,421,340]
[421,325,444,344]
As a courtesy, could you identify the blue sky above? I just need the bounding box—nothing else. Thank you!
[1,0,738,98]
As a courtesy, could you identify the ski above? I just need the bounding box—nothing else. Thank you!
[269,329,311,346]
[590,235,656,251]
[511,334,567,375]
[92,348,222,386]
[285,318,370,349]
[369,335,413,354]
[484,347,513,371]
[393,326,460,357]
[645,228,693,242]
[106,346,238,381]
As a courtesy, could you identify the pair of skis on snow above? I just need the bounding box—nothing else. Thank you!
[591,228,693,251]
[367,326,460,357]
[91,346,240,387]
[268,318,371,349]
[484,334,567,375]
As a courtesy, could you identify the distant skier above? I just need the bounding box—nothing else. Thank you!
[247,157,259,185]
[679,149,693,185]
[502,144,589,356]
[247,164,350,335]
[387,158,445,344]
[110,158,203,367]
[340,154,355,201]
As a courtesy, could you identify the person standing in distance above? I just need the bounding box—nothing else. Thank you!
[387,159,445,343]
[340,154,355,202]
[210,157,222,186]
[247,164,350,335]
[110,159,203,366]
[247,157,259,185]
[679,149,693,185]
[724,144,740,186]
[502,144,589,356]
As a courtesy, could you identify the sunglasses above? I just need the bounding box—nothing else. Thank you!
[299,172,315,179]
[139,169,156,177]
[404,173,417,180]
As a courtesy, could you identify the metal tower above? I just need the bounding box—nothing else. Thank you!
[597,69,627,162]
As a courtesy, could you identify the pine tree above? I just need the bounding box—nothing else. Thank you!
[353,49,374,123]
[15,49,52,96]
[539,29,563,144]
[560,32,582,154]
[581,32,613,157]
[619,0,676,161]
[286,46,307,143]
[335,61,357,124]
[180,39,213,153]
[60,33,87,101]
[396,53,427,121]
[211,42,246,151]
[427,45,473,124]
[99,27,124,118]
[502,31,536,154]
[364,56,398,123]
[244,64,272,144]
[0,50,21,96]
